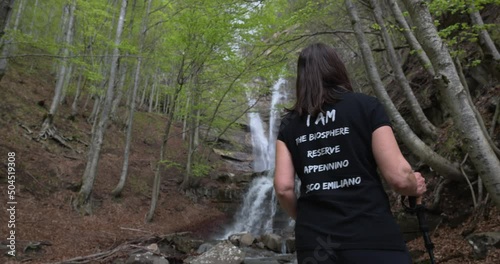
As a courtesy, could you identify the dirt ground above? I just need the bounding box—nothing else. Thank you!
[0,59,499,264]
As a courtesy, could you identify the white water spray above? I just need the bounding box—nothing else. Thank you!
[220,78,288,237]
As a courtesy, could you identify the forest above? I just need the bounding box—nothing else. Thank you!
[0,0,499,263]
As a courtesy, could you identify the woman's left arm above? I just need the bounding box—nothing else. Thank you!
[274,140,297,219]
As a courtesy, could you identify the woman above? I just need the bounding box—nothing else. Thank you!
[274,42,426,264]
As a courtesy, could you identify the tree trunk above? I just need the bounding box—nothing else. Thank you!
[60,59,74,105]
[345,0,462,180]
[181,74,201,189]
[386,0,435,76]
[70,70,85,119]
[12,0,22,32]
[0,0,15,81]
[0,0,14,39]
[370,0,437,139]
[110,61,127,121]
[73,0,128,214]
[454,56,500,156]
[401,0,500,206]
[28,0,38,35]
[182,94,190,141]
[38,1,76,139]
[139,76,149,109]
[148,75,156,112]
[468,4,500,61]
[112,0,152,197]
[146,83,184,222]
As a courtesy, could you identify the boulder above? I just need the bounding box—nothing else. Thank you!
[260,233,282,253]
[169,233,204,254]
[285,237,296,253]
[240,233,255,247]
[186,240,245,264]
[466,232,500,259]
[126,252,169,264]
[228,232,255,247]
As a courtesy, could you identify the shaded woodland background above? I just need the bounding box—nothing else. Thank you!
[0,0,500,263]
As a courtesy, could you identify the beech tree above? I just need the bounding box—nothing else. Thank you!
[74,0,128,214]
[112,0,153,197]
[0,0,15,81]
[468,2,500,61]
[38,0,76,141]
[386,0,435,76]
[369,0,437,138]
[401,0,500,206]
[345,0,462,181]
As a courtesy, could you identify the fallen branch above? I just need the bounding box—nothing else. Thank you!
[460,154,477,208]
[26,171,51,191]
[54,232,193,264]
[120,227,153,234]
[19,122,33,134]
[55,244,128,264]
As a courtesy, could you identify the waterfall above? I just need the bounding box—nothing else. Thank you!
[220,78,288,238]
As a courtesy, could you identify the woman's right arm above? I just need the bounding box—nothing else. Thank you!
[372,126,426,197]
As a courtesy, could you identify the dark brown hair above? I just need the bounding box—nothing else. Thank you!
[290,42,353,116]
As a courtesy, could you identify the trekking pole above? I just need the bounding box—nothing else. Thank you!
[403,196,436,264]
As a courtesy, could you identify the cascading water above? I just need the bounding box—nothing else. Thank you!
[220,78,288,238]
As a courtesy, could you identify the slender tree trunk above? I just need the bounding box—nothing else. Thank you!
[181,77,200,190]
[139,76,148,109]
[110,61,127,120]
[29,0,38,35]
[146,83,184,222]
[88,93,102,124]
[0,0,14,40]
[148,75,156,112]
[182,94,190,141]
[74,0,128,214]
[401,0,500,206]
[70,70,85,119]
[112,0,152,197]
[38,1,76,139]
[154,84,160,112]
[386,0,435,76]
[468,4,500,61]
[60,60,74,105]
[370,0,437,138]
[345,0,462,180]
[11,0,22,33]
[454,56,500,156]
[0,0,15,81]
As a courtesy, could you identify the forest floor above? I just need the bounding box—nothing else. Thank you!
[0,59,499,264]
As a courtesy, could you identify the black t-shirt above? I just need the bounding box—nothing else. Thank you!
[277,92,407,251]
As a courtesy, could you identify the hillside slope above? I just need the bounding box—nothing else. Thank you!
[0,60,228,263]
[0,58,499,264]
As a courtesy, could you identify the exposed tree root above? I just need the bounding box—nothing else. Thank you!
[36,124,74,150]
[429,176,450,212]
